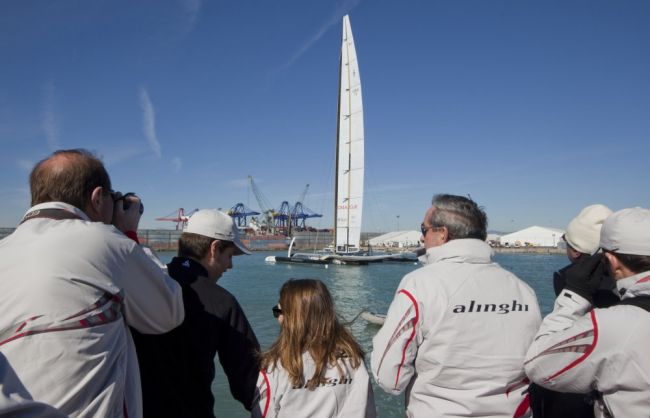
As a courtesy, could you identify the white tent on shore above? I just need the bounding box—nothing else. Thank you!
[499,226,564,247]
[369,230,421,248]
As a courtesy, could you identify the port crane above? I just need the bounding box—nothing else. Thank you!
[155,208,198,230]
[248,175,279,234]
[227,203,260,227]
[246,178,323,234]
[290,184,322,230]
[274,201,292,232]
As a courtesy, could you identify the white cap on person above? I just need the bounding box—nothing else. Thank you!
[186,209,252,255]
[600,207,650,256]
[565,204,613,255]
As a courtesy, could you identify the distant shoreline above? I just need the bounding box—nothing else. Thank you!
[0,227,564,255]
[493,247,563,255]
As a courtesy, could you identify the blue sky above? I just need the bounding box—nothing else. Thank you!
[1,0,648,232]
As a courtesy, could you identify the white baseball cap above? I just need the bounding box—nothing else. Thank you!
[564,204,613,255]
[186,209,252,255]
[599,207,650,256]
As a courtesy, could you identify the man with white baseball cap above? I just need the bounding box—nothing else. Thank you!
[185,208,252,256]
[526,207,650,418]
[133,209,260,418]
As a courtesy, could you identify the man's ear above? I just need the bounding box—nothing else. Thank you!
[604,252,623,279]
[209,240,222,258]
[86,186,104,220]
[441,226,450,243]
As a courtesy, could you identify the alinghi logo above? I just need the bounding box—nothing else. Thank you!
[452,300,529,314]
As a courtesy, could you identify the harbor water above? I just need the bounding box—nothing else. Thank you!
[156,250,566,417]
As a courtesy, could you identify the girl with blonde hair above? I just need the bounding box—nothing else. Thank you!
[252,278,376,418]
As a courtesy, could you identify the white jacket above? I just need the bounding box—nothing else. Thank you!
[0,352,67,418]
[371,239,541,417]
[252,352,376,418]
[0,202,184,418]
[525,270,650,418]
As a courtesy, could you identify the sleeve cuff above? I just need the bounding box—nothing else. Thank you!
[124,230,140,244]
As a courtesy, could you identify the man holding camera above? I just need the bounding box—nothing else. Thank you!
[0,149,184,417]
[525,207,650,417]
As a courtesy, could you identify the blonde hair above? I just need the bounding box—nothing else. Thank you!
[259,279,364,390]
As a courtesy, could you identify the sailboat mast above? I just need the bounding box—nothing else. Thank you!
[334,29,342,250]
[344,17,353,251]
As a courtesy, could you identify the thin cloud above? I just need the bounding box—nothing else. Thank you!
[367,183,420,193]
[277,0,362,73]
[179,0,202,35]
[42,80,60,150]
[138,87,162,158]
[171,157,183,173]
[16,159,34,172]
[224,177,250,189]
[100,146,144,167]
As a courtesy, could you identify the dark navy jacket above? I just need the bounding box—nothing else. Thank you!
[133,257,260,418]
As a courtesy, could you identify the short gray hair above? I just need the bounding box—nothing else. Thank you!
[429,194,487,241]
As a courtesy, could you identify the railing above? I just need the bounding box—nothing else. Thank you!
[137,229,183,250]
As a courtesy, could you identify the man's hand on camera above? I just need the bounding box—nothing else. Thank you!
[564,253,607,304]
[112,193,142,233]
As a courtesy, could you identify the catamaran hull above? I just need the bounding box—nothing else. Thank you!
[272,256,331,265]
[266,253,420,265]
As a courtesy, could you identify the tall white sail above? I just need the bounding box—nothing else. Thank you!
[335,14,364,253]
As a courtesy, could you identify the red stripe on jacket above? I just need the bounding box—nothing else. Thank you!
[512,394,530,418]
[395,289,419,389]
[635,275,650,284]
[261,370,271,418]
[546,309,599,382]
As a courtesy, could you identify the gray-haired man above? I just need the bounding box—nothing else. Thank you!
[371,194,541,417]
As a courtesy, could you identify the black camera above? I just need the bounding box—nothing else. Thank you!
[119,192,144,215]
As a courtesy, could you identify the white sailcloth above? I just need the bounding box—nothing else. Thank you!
[335,14,364,253]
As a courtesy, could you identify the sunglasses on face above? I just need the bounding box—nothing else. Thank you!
[272,305,283,318]
[421,223,442,236]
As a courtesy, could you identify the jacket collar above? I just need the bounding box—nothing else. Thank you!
[25,202,90,221]
[617,270,650,299]
[168,256,209,280]
[422,238,494,265]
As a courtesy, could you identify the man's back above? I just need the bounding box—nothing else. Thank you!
[0,202,183,417]
[134,256,259,417]
[372,239,541,417]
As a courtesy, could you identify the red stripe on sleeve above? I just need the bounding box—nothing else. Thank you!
[635,275,650,284]
[124,230,139,243]
[261,370,271,418]
[546,310,599,382]
[512,394,530,418]
[395,289,419,388]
